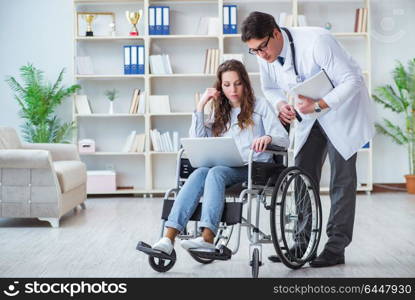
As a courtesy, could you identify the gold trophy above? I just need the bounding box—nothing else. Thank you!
[83,14,96,36]
[126,10,142,36]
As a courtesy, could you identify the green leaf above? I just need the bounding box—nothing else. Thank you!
[373,85,405,112]
[5,63,81,143]
[375,123,405,145]
[393,61,409,93]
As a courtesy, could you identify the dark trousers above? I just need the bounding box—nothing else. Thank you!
[295,122,357,255]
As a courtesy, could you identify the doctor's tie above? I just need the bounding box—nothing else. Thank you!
[277,56,285,66]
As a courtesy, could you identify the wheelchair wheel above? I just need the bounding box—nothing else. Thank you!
[189,222,234,264]
[251,248,260,278]
[148,249,176,272]
[270,166,322,269]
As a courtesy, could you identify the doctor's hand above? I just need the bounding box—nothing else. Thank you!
[296,95,316,115]
[251,135,272,153]
[197,88,220,112]
[277,102,296,125]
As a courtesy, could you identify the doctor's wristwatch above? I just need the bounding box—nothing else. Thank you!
[314,102,322,113]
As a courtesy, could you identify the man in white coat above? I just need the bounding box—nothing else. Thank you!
[241,11,374,267]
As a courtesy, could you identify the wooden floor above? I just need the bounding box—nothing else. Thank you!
[0,192,414,278]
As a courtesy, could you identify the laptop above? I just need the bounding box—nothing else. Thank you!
[180,137,245,168]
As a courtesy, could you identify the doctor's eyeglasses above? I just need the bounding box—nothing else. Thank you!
[248,34,273,55]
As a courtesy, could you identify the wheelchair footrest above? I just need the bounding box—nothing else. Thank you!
[136,241,176,261]
[188,245,232,261]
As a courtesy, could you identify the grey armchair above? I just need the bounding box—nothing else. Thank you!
[0,126,87,227]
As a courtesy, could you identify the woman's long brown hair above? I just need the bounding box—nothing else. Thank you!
[211,59,255,137]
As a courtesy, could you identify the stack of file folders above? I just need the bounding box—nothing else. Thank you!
[223,5,237,34]
[124,45,145,75]
[149,6,170,35]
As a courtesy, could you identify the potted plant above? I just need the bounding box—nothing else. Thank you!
[6,64,80,143]
[105,88,119,114]
[373,59,415,194]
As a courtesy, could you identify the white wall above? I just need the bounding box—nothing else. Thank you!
[0,0,414,183]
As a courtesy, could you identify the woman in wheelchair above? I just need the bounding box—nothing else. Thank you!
[152,59,290,256]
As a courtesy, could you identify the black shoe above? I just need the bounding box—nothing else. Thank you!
[268,248,316,263]
[309,249,345,268]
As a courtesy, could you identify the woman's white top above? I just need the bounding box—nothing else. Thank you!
[189,97,290,163]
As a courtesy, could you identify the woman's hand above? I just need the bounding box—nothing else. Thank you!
[251,135,272,152]
[197,88,220,112]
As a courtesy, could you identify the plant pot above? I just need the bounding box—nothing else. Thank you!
[405,175,415,194]
[108,101,114,114]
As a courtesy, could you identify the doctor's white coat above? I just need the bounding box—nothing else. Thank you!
[259,27,375,160]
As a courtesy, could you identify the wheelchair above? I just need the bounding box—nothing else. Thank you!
[137,145,322,278]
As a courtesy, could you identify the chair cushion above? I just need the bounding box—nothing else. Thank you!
[0,127,22,149]
[53,161,86,193]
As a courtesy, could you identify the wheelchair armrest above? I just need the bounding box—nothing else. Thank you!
[265,144,287,152]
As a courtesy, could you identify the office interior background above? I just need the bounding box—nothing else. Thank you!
[0,0,414,278]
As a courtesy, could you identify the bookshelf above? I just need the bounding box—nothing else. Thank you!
[73,0,373,195]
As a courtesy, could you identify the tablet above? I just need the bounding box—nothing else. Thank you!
[292,69,334,100]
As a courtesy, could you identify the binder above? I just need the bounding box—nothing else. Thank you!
[223,5,230,34]
[230,5,237,34]
[138,45,145,74]
[130,45,138,74]
[155,7,163,35]
[162,6,170,35]
[124,45,131,75]
[149,7,156,35]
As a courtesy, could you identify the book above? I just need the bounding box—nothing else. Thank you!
[210,49,216,74]
[160,132,168,152]
[138,94,146,114]
[207,17,220,35]
[155,130,163,151]
[285,14,293,27]
[362,8,368,33]
[204,49,212,74]
[76,56,94,75]
[149,55,162,74]
[150,130,158,151]
[196,17,209,35]
[135,134,146,152]
[354,8,360,33]
[75,95,92,114]
[149,55,157,74]
[122,130,137,152]
[278,12,287,27]
[149,54,172,74]
[149,95,171,113]
[222,53,243,64]
[166,132,173,152]
[298,15,307,27]
[357,8,363,32]
[172,131,179,151]
[204,48,219,74]
[130,135,139,152]
[163,54,173,74]
[129,88,140,114]
[150,129,176,152]
[130,133,146,152]
[133,90,141,114]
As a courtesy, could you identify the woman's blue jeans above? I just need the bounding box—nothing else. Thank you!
[165,166,248,235]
